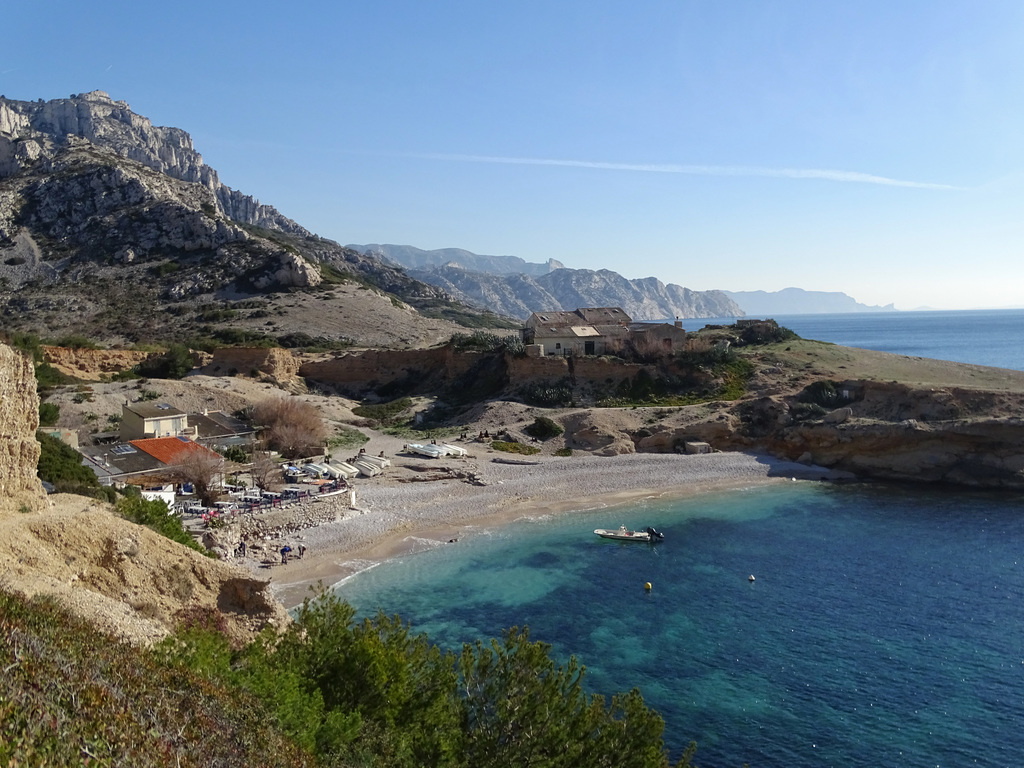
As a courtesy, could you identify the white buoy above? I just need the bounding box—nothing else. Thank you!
[748,574,756,582]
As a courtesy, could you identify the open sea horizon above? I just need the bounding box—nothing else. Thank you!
[336,309,1024,767]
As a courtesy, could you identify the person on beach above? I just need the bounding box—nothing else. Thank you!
[281,546,291,564]
[298,543,306,558]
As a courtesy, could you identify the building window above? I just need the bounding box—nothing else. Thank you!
[555,343,561,349]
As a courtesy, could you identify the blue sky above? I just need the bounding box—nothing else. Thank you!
[4,1,1024,310]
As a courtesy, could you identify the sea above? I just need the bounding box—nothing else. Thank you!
[335,309,1024,768]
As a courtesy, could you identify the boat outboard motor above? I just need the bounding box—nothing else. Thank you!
[645,527,665,540]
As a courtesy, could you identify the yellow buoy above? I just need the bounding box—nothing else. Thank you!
[644,582,652,591]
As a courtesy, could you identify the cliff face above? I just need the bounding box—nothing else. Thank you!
[0,91,306,235]
[0,343,47,512]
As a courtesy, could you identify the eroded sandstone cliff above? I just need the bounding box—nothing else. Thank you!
[0,343,47,512]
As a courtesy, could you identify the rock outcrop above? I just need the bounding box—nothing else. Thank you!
[41,345,152,380]
[0,342,47,512]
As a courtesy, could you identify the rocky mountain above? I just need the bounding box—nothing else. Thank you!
[349,244,742,321]
[0,92,501,347]
[349,243,563,276]
[723,287,894,315]
[1,91,306,235]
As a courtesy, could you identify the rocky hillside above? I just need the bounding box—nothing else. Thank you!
[1,91,305,234]
[0,92,506,347]
[351,244,743,321]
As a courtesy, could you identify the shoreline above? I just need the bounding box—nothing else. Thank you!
[258,451,846,609]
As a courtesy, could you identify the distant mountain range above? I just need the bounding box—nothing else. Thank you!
[348,244,742,321]
[349,244,890,320]
[721,288,895,315]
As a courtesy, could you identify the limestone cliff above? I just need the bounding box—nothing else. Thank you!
[0,91,306,235]
[0,343,47,512]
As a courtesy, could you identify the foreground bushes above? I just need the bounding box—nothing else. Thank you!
[0,591,311,767]
[163,591,695,768]
[2,588,696,767]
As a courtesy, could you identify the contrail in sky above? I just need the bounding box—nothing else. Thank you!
[412,152,959,190]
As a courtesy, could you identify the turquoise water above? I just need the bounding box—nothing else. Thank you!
[336,482,1024,767]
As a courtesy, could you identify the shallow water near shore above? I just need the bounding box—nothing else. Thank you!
[336,481,1024,767]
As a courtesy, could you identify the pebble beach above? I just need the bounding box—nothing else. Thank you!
[264,449,844,608]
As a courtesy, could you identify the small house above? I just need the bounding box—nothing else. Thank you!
[120,401,193,440]
[522,307,632,356]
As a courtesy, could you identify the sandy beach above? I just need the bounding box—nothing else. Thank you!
[261,448,845,608]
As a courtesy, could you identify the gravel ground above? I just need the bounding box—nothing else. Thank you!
[267,450,845,607]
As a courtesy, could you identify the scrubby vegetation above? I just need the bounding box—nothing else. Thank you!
[35,431,114,501]
[134,342,195,379]
[524,415,564,440]
[0,591,311,767]
[250,398,328,459]
[447,330,523,355]
[38,401,60,426]
[799,379,852,408]
[491,440,542,456]
[352,397,414,427]
[737,319,799,345]
[519,379,575,408]
[1,589,696,768]
[116,495,211,556]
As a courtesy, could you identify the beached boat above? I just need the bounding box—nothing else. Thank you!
[353,459,382,477]
[594,525,665,542]
[440,443,468,457]
[357,453,392,469]
[405,442,448,458]
[332,461,361,478]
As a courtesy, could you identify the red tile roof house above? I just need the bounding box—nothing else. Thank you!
[81,436,224,487]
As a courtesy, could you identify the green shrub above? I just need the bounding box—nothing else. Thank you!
[554,447,573,457]
[116,496,209,556]
[38,401,60,426]
[491,441,541,455]
[799,379,849,408]
[135,343,195,379]
[33,361,74,391]
[520,380,574,408]
[221,445,250,463]
[738,319,799,345]
[36,432,99,490]
[524,416,564,440]
[449,331,505,352]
